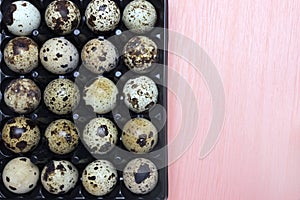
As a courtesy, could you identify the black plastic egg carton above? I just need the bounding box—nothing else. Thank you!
[0,0,168,199]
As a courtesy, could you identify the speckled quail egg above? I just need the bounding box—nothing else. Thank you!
[122,0,157,33]
[2,157,40,194]
[4,37,38,74]
[40,37,79,74]
[45,0,81,35]
[3,1,41,36]
[82,117,118,155]
[44,78,80,115]
[122,118,158,153]
[81,39,119,74]
[82,160,118,196]
[123,36,158,73]
[83,77,118,114]
[123,76,158,113]
[85,0,120,32]
[2,117,40,153]
[4,78,41,114]
[123,158,158,194]
[45,119,79,155]
[41,160,78,194]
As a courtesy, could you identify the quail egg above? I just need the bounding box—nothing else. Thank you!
[44,78,80,115]
[4,78,41,114]
[45,119,79,155]
[83,77,118,114]
[3,1,41,36]
[2,117,40,153]
[40,37,79,74]
[82,117,118,155]
[81,39,119,74]
[45,0,81,35]
[41,160,78,194]
[123,36,158,73]
[123,76,158,113]
[123,158,158,194]
[122,0,157,33]
[122,118,158,153]
[2,157,40,194]
[82,160,118,196]
[85,0,120,32]
[4,37,39,74]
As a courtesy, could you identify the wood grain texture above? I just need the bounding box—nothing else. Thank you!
[168,0,300,199]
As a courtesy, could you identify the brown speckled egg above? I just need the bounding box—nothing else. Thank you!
[43,79,80,115]
[123,158,158,194]
[40,37,79,74]
[82,117,118,155]
[3,1,41,36]
[45,0,81,35]
[2,117,40,153]
[45,119,79,155]
[85,0,120,32]
[81,39,119,74]
[4,78,41,114]
[82,160,117,196]
[4,37,38,74]
[123,36,158,73]
[41,160,78,194]
[122,118,158,153]
[83,77,118,114]
[122,0,157,33]
[2,157,40,194]
[123,76,158,113]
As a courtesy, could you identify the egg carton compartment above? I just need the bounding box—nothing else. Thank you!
[0,0,168,199]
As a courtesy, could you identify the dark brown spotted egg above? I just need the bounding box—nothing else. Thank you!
[2,157,39,194]
[123,36,158,73]
[4,37,38,74]
[45,0,81,35]
[41,160,78,194]
[85,0,120,32]
[122,118,158,153]
[44,78,80,115]
[4,78,41,114]
[122,0,157,33]
[1,117,40,153]
[82,160,118,196]
[40,37,79,74]
[123,158,158,194]
[45,119,79,155]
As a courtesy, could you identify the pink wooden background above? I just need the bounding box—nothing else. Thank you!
[168,0,300,199]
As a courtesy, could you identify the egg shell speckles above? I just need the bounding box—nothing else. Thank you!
[123,158,158,194]
[82,117,118,155]
[45,119,79,155]
[45,0,81,35]
[122,118,158,153]
[81,39,119,74]
[41,160,78,194]
[122,0,157,33]
[2,157,40,194]
[4,78,41,114]
[4,37,39,74]
[123,76,158,113]
[83,77,118,114]
[82,160,118,196]
[123,36,158,73]
[43,79,80,115]
[3,1,41,36]
[85,0,120,32]
[40,38,79,74]
[2,117,40,153]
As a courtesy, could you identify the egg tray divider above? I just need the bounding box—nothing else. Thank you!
[0,0,168,199]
